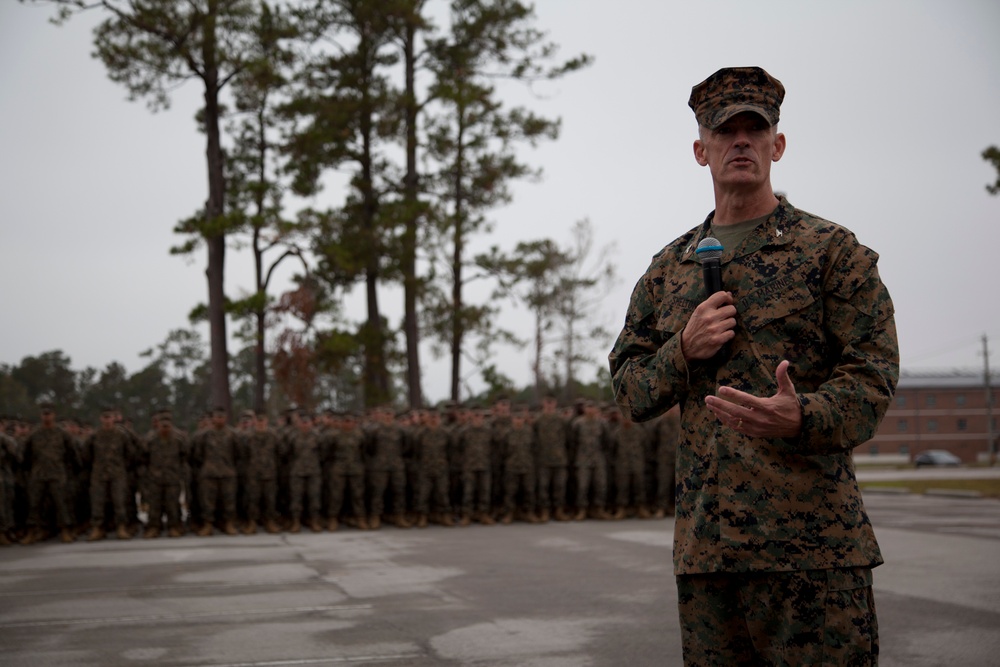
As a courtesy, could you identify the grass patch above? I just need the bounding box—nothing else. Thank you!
[860,478,1000,498]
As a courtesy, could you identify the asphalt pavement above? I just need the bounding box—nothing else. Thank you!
[1,490,998,666]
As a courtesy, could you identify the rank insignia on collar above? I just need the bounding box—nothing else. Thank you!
[776,229,783,237]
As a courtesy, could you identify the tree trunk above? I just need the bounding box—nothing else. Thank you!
[203,1,231,413]
[449,111,466,403]
[402,18,422,408]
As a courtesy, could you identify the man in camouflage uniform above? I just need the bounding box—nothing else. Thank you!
[0,427,22,545]
[20,403,79,544]
[498,407,538,524]
[649,406,678,518]
[533,395,570,522]
[285,411,324,533]
[609,407,650,519]
[609,66,898,665]
[412,410,454,528]
[240,412,283,534]
[191,407,241,536]
[456,408,494,525]
[142,410,189,538]
[324,412,368,531]
[81,407,140,540]
[568,401,610,521]
[366,407,410,529]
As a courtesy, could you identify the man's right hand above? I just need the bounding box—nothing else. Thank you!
[680,291,737,361]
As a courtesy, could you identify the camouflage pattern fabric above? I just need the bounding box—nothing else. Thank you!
[609,196,899,575]
[677,567,878,665]
[611,420,648,508]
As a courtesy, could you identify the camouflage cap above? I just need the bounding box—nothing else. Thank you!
[688,66,784,130]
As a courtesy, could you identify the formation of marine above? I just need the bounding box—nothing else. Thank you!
[0,397,678,546]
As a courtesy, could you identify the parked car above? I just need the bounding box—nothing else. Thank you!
[913,450,962,468]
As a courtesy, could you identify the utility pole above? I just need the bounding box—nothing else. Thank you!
[984,334,996,466]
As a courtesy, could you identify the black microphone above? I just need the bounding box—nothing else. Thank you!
[695,237,724,298]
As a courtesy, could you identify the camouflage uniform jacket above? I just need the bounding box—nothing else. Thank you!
[608,197,899,575]
[569,416,606,469]
[144,430,190,485]
[611,422,648,469]
[23,425,78,482]
[413,425,450,473]
[457,424,492,472]
[366,423,406,473]
[534,413,569,467]
[83,426,138,481]
[502,424,535,474]
[328,427,366,476]
[192,426,239,479]
[287,429,322,478]
[240,429,282,481]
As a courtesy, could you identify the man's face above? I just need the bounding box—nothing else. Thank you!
[693,112,785,192]
[40,410,55,427]
[255,416,269,432]
[211,411,227,428]
[100,413,116,429]
[158,420,173,437]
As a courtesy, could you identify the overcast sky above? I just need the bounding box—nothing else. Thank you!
[2,0,999,404]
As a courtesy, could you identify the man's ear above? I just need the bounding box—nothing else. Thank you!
[693,139,708,166]
[772,132,786,162]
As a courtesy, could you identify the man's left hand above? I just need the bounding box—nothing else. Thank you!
[705,360,803,439]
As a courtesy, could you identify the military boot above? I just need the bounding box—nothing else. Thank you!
[611,507,626,520]
[167,526,184,538]
[477,512,496,526]
[144,526,161,539]
[573,508,586,521]
[392,514,411,529]
[196,523,213,537]
[309,518,323,533]
[20,528,42,546]
[116,524,132,540]
[440,513,455,527]
[415,514,429,528]
[289,518,301,534]
[368,515,381,530]
[499,511,513,525]
[265,519,281,534]
[553,508,570,522]
[537,508,550,523]
[356,516,370,530]
[223,521,238,536]
[637,505,652,519]
[327,517,339,532]
[243,520,257,535]
[87,526,106,542]
[458,513,472,527]
[60,528,76,543]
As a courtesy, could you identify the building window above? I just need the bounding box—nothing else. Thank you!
[927,419,937,432]
[869,445,879,456]
[896,395,906,407]
[956,394,966,406]
[958,418,967,431]
[899,444,909,455]
[897,419,908,432]
[926,394,936,407]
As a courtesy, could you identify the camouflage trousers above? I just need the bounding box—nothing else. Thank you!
[536,465,567,511]
[460,469,491,515]
[415,470,451,515]
[146,483,183,530]
[27,478,73,529]
[327,473,365,519]
[199,477,237,524]
[368,469,407,517]
[614,461,647,508]
[289,474,322,521]
[502,470,536,515]
[655,460,676,514]
[0,475,12,531]
[677,567,878,666]
[574,463,607,510]
[90,475,128,526]
[244,477,278,523]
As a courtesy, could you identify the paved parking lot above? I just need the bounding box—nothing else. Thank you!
[1,491,998,666]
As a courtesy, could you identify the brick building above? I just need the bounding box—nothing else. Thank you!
[861,371,999,464]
